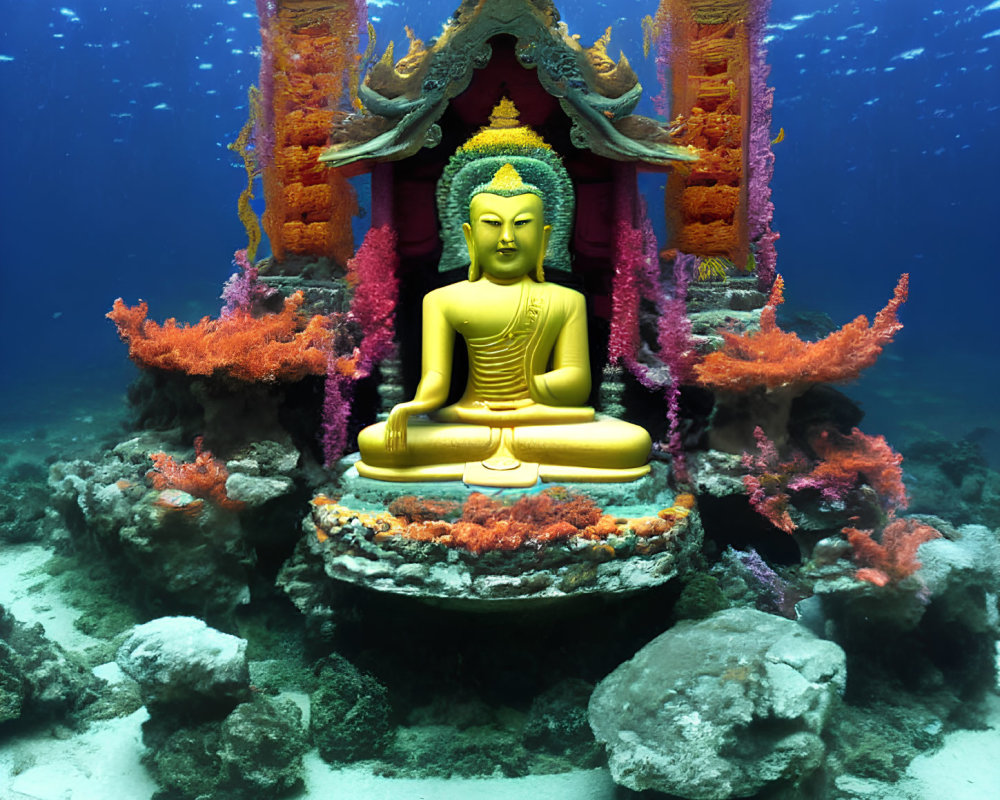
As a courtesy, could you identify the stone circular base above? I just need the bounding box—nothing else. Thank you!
[286,461,703,612]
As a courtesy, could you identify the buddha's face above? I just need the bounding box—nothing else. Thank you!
[463,192,551,283]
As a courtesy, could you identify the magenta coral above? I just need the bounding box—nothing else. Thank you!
[321,225,400,465]
[220,249,276,317]
[747,0,778,288]
[658,253,699,479]
[741,426,805,533]
[254,0,277,170]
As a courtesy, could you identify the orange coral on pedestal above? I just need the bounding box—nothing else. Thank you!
[311,490,698,555]
[107,290,331,382]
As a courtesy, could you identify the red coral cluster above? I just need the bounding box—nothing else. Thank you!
[742,426,908,533]
[147,436,245,512]
[845,518,942,587]
[796,428,907,512]
[393,491,618,554]
[387,495,461,524]
[694,273,909,392]
[108,291,331,382]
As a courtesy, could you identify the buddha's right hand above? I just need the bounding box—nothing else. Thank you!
[384,403,415,453]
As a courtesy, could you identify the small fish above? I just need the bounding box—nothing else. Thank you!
[771,127,785,145]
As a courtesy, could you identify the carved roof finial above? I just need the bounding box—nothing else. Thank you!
[461,98,551,152]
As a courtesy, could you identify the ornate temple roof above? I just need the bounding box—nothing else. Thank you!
[319,0,698,169]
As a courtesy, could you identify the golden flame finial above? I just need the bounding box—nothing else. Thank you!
[461,98,551,151]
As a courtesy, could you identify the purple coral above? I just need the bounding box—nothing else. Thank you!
[722,546,787,612]
[747,0,779,288]
[220,249,276,317]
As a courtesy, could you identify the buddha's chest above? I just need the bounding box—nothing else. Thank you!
[450,284,545,339]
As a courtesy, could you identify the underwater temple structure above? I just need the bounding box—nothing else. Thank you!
[3,2,999,799]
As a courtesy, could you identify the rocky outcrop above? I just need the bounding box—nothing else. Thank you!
[589,607,846,799]
[0,604,101,729]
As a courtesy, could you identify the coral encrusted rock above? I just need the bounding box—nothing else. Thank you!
[116,616,250,713]
[588,607,847,799]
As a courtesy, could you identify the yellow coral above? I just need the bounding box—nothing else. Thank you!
[311,497,404,533]
[696,256,732,282]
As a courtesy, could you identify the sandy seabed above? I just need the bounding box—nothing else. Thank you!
[2,541,999,800]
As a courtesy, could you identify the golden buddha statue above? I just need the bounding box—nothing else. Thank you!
[356,102,651,487]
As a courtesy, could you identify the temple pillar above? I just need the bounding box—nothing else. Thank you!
[255,0,365,264]
[659,0,775,277]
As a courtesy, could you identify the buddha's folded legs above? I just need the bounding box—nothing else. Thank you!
[355,415,651,485]
[358,419,498,468]
[509,415,652,471]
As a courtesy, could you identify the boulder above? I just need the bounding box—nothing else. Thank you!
[116,617,250,712]
[589,607,846,799]
[0,604,101,726]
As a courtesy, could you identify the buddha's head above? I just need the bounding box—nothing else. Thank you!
[463,164,552,283]
[437,99,574,276]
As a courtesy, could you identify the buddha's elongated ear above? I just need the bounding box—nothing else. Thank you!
[535,224,552,282]
[462,222,480,281]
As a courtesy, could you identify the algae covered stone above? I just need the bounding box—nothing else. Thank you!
[116,616,250,711]
[309,652,393,762]
[219,696,307,796]
[589,607,846,799]
[0,604,101,727]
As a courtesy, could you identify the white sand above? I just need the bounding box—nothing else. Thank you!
[2,542,999,800]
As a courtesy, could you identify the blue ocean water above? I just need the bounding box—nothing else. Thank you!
[1,0,998,454]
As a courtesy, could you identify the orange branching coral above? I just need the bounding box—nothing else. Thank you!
[694,273,909,392]
[376,491,614,554]
[147,437,244,512]
[845,518,942,587]
[805,428,908,512]
[107,291,331,382]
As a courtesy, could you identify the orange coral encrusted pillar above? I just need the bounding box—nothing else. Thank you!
[259,0,362,264]
[662,0,753,266]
